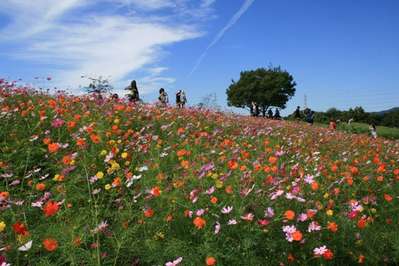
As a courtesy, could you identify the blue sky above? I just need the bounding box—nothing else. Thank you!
[0,0,398,114]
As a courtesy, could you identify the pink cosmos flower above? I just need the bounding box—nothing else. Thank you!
[265,207,275,218]
[228,219,238,225]
[313,246,327,256]
[221,206,233,214]
[165,257,183,266]
[241,213,254,221]
[214,222,221,234]
[307,221,321,232]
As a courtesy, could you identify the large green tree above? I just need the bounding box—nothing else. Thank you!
[226,66,296,116]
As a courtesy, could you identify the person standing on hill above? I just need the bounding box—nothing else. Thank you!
[305,109,314,125]
[294,106,301,120]
[176,90,181,108]
[369,123,377,139]
[125,80,140,102]
[267,108,273,119]
[274,108,281,120]
[329,120,337,130]
[180,90,187,108]
[158,88,169,106]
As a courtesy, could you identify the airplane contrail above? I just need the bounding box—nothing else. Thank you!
[188,0,256,77]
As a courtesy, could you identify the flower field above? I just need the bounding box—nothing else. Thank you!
[1,82,399,266]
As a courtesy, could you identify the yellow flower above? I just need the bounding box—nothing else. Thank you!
[371,208,377,214]
[96,171,104,179]
[117,139,122,144]
[215,180,223,189]
[53,174,64,182]
[105,184,112,190]
[326,210,334,216]
[0,221,6,232]
[323,193,329,199]
[100,150,107,156]
[211,173,218,179]
[124,161,130,166]
[70,160,75,166]
[114,118,120,124]
[121,152,128,159]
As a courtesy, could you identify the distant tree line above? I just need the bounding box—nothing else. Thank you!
[288,106,399,128]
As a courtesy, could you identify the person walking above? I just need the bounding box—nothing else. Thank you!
[125,80,140,102]
[158,88,169,106]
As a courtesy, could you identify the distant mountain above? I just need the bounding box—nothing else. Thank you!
[373,107,399,115]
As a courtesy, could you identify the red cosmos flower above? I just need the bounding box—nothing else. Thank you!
[150,186,161,197]
[43,238,58,252]
[384,194,393,202]
[323,249,334,260]
[205,256,216,266]
[12,221,29,236]
[43,201,60,217]
[90,134,101,144]
[144,208,154,218]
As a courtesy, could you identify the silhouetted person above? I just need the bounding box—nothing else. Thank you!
[274,108,281,120]
[176,90,181,107]
[158,88,168,106]
[294,106,301,119]
[305,109,314,125]
[180,90,187,108]
[125,80,139,102]
[267,108,273,118]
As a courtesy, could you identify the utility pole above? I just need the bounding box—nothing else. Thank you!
[304,94,308,109]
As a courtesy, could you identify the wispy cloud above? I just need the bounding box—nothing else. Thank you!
[189,0,255,76]
[0,0,216,94]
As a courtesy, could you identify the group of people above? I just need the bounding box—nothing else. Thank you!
[124,80,187,107]
[294,106,315,125]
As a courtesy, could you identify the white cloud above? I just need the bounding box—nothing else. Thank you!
[0,0,214,94]
[189,0,255,76]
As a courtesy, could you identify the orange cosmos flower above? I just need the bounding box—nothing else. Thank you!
[36,183,46,191]
[292,230,302,241]
[284,210,295,220]
[225,185,233,194]
[181,160,189,169]
[227,160,238,170]
[48,143,60,153]
[206,256,216,266]
[376,175,384,182]
[210,196,218,204]
[43,137,52,145]
[193,217,206,229]
[268,156,278,165]
[311,182,319,191]
[327,222,338,233]
[0,191,9,200]
[384,194,393,202]
[90,134,100,144]
[43,201,60,217]
[43,238,58,252]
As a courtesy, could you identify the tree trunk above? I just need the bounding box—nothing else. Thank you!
[262,106,266,117]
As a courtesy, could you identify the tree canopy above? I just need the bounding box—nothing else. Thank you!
[226,66,296,116]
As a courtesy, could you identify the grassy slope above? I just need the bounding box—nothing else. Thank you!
[1,89,399,265]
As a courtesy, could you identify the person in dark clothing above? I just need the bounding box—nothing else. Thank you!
[267,108,273,119]
[305,109,315,125]
[294,106,301,119]
[125,80,139,102]
[176,90,181,108]
[158,88,168,106]
[274,108,281,120]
